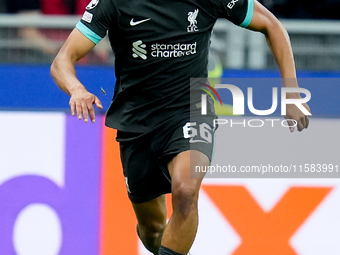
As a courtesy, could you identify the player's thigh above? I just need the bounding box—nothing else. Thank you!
[168,150,209,193]
[132,194,167,229]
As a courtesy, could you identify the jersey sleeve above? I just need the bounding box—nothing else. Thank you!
[76,0,116,44]
[209,0,254,28]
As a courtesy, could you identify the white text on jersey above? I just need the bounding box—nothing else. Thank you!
[227,0,239,9]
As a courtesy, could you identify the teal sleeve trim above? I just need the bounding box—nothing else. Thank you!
[76,21,102,44]
[240,0,254,28]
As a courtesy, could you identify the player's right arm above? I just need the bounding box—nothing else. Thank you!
[207,0,310,132]
[246,1,310,132]
[50,28,103,123]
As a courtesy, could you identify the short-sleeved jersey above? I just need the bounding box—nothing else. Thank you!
[77,0,254,132]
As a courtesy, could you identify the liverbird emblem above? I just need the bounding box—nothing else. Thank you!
[187,9,199,32]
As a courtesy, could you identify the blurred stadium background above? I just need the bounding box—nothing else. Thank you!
[0,0,339,254]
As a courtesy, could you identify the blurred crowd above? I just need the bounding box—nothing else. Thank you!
[260,0,340,20]
[0,0,88,15]
[0,0,111,64]
[0,0,339,65]
[1,0,340,19]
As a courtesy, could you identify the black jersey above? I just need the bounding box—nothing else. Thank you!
[77,0,254,132]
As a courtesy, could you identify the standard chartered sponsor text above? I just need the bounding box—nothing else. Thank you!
[151,42,197,58]
[195,164,339,175]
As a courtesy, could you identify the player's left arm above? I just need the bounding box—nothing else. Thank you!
[246,0,311,132]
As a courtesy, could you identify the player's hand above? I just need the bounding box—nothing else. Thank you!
[284,96,311,132]
[69,87,103,123]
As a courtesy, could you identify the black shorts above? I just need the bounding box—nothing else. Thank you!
[116,113,216,203]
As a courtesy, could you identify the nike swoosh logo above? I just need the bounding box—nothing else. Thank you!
[130,18,151,26]
[189,138,209,144]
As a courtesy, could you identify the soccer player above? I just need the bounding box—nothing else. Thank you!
[50,0,310,254]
